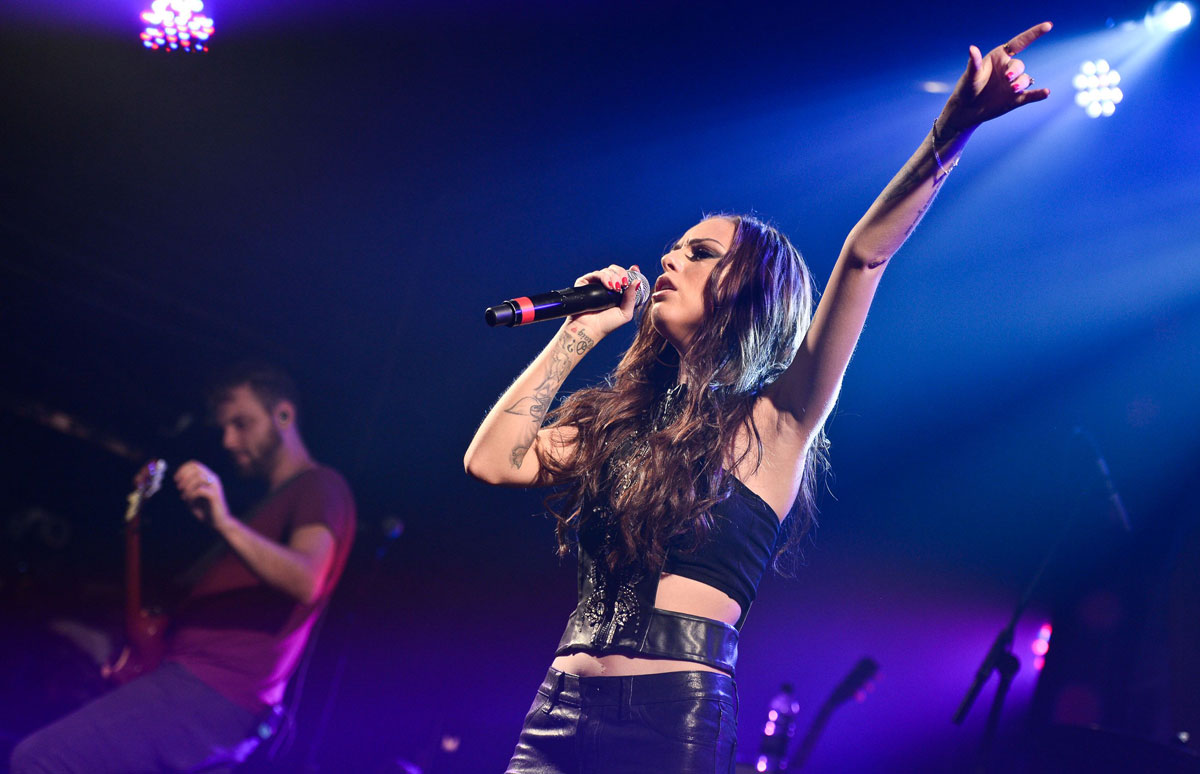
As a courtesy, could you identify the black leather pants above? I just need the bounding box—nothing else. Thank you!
[506,668,738,774]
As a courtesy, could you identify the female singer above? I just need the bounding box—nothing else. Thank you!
[465,22,1052,773]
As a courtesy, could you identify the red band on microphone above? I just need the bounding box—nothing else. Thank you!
[514,297,535,325]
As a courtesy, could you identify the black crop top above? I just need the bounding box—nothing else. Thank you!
[554,482,786,674]
[662,476,784,625]
[553,385,790,672]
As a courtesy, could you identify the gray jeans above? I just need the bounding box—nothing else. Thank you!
[10,662,260,774]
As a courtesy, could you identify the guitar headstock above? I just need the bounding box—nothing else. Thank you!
[126,459,168,522]
[133,459,168,499]
[827,657,880,708]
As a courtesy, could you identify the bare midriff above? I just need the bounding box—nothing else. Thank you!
[549,573,740,678]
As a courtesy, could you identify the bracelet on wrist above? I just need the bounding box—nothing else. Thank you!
[931,117,960,177]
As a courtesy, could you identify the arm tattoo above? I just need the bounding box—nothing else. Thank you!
[503,327,585,469]
[564,327,595,356]
[882,162,925,203]
[878,152,949,257]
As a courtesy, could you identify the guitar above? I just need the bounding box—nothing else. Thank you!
[789,657,879,769]
[103,459,169,684]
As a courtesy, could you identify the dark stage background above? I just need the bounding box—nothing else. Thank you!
[2,1,1198,771]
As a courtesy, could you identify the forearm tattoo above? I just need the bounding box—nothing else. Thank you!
[873,148,950,264]
[502,326,588,468]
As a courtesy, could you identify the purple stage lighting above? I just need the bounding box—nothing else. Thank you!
[139,0,214,53]
[1032,622,1052,671]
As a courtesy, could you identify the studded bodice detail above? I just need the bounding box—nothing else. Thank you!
[602,381,686,501]
[575,383,687,641]
[555,384,742,674]
[574,506,649,648]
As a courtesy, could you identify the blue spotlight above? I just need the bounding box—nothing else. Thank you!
[1146,1,1193,32]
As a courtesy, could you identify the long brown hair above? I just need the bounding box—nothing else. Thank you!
[537,214,827,573]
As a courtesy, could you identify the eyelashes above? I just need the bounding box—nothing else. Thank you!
[661,240,721,261]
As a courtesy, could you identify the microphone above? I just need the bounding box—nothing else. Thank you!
[1074,426,1132,531]
[485,269,649,327]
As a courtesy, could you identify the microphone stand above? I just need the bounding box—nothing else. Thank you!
[953,501,1083,774]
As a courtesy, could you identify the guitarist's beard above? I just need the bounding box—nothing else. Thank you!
[231,424,284,479]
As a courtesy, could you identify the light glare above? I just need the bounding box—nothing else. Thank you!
[1164,2,1193,29]
[1075,61,1122,118]
[139,0,213,53]
[1148,1,1193,31]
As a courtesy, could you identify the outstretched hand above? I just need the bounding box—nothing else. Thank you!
[941,22,1053,132]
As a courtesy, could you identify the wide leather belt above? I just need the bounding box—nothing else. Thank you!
[555,604,739,675]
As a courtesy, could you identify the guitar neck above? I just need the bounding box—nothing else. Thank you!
[124,493,145,628]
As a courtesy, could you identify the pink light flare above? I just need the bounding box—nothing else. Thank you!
[139,0,213,53]
[1031,622,1053,670]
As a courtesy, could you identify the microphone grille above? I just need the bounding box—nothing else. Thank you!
[628,268,650,309]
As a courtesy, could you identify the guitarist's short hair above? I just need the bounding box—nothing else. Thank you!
[206,361,300,419]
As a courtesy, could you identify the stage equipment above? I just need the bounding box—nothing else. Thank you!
[485,269,649,327]
[756,683,799,772]
[103,460,169,685]
[746,658,878,772]
[790,658,879,770]
[1031,623,1052,672]
[1146,1,1193,32]
[1073,60,1123,118]
[139,0,214,52]
[954,429,1131,773]
[1072,426,1132,531]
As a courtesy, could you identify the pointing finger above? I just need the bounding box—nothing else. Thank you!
[1004,21,1052,57]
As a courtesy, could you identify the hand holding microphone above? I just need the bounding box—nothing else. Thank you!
[485,265,649,331]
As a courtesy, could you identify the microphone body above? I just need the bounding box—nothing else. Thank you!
[485,270,648,327]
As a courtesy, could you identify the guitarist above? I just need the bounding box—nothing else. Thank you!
[11,363,357,774]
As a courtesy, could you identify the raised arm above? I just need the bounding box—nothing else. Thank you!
[767,23,1052,444]
[464,265,642,487]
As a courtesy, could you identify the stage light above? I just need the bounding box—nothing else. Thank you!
[1074,60,1123,118]
[1031,623,1052,670]
[139,0,213,53]
[1146,1,1193,32]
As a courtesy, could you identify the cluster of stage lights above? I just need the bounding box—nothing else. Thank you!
[139,0,214,52]
[1031,623,1052,671]
[1072,2,1192,118]
[1073,60,1123,118]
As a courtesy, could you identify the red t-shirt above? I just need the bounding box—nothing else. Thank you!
[167,465,355,712]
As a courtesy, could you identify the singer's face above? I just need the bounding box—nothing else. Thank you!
[651,217,735,352]
[215,385,284,478]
